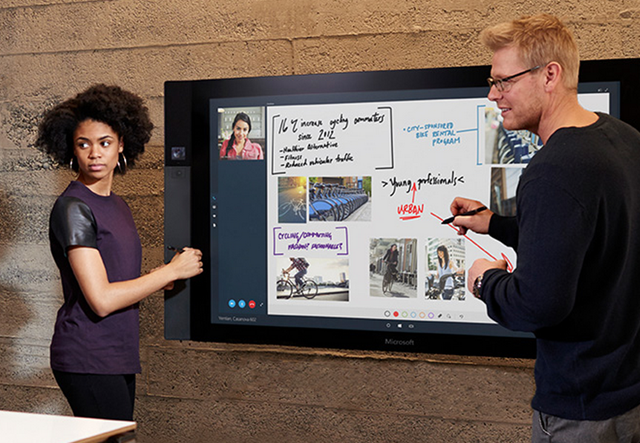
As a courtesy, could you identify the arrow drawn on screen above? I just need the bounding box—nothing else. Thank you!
[398,183,424,220]
[431,212,514,272]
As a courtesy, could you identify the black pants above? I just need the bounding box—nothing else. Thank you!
[53,370,136,421]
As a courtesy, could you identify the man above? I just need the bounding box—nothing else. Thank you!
[284,257,309,290]
[450,14,640,442]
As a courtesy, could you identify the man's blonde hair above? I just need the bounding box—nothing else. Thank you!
[480,14,580,90]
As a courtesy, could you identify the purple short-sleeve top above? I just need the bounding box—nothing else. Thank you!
[49,181,142,374]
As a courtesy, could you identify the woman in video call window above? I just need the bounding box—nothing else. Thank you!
[220,112,264,160]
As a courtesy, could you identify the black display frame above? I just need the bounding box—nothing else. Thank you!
[164,59,640,357]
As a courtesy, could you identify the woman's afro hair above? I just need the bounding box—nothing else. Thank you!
[35,84,153,170]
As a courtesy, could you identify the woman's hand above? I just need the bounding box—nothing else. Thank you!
[151,247,203,290]
[69,246,203,318]
[165,247,203,281]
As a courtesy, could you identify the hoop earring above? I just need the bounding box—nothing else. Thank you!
[117,153,128,174]
[69,157,76,171]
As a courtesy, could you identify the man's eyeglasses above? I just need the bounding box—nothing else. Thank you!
[487,65,541,92]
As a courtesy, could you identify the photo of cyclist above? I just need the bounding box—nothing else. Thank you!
[275,257,349,302]
[284,257,310,289]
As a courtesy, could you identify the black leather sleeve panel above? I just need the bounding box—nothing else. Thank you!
[50,196,98,252]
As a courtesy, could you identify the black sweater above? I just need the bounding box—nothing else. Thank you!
[482,113,640,420]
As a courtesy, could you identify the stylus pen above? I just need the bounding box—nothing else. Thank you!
[167,245,184,253]
[441,206,487,225]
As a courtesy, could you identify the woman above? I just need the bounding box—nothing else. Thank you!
[36,84,203,421]
[220,112,263,160]
[436,245,460,300]
[383,244,399,276]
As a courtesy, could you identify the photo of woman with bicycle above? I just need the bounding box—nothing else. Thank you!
[426,239,466,301]
[369,238,418,298]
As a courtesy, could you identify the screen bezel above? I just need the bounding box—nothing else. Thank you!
[164,59,639,357]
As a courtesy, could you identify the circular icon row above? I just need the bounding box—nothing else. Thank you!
[228,299,256,309]
[383,310,464,320]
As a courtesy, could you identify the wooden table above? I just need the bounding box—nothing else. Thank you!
[0,410,136,443]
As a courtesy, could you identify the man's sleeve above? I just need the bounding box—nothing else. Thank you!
[488,214,519,250]
[480,177,593,333]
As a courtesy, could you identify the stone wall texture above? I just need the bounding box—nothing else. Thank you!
[1,1,639,442]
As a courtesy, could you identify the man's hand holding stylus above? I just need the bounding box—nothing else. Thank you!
[449,197,494,236]
[448,197,507,294]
